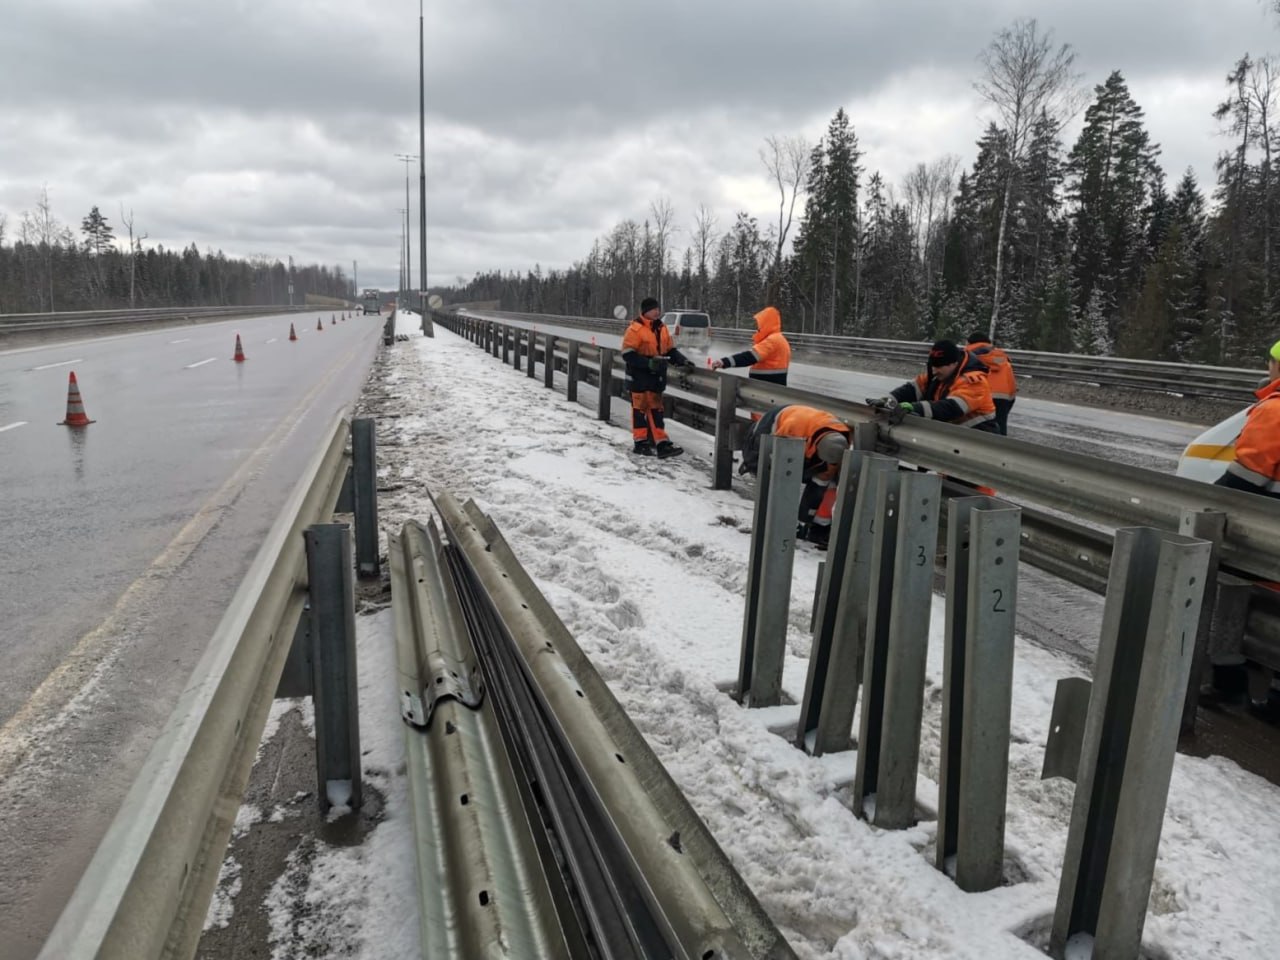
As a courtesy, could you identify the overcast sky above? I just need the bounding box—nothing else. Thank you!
[2,0,1277,298]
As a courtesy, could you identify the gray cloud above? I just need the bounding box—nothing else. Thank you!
[0,0,1276,293]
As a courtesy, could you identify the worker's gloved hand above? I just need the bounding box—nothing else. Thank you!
[898,402,916,415]
[676,357,696,369]
[710,358,728,370]
[867,396,898,413]
[647,357,667,372]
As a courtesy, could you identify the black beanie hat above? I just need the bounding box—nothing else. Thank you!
[966,330,991,345]
[928,339,965,367]
[640,297,660,314]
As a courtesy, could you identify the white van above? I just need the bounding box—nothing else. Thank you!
[663,311,711,353]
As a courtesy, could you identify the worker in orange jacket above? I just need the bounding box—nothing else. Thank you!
[965,331,1017,435]
[620,297,695,458]
[739,404,852,548]
[869,339,999,433]
[709,306,791,385]
[1215,339,1280,499]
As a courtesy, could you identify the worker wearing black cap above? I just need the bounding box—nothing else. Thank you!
[868,339,999,432]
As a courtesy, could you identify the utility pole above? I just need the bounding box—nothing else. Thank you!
[419,0,431,329]
[353,260,358,301]
[395,153,417,304]
[398,208,408,299]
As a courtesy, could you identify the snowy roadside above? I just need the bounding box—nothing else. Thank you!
[205,314,1280,960]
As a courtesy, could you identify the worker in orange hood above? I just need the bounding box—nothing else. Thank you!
[1215,338,1280,500]
[709,306,791,385]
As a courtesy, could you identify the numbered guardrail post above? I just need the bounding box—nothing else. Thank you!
[526,331,537,378]
[567,341,581,403]
[736,435,805,707]
[304,523,363,814]
[351,417,380,579]
[597,347,615,421]
[1177,508,1226,735]
[936,495,1021,892]
[544,335,556,388]
[1050,527,1211,960]
[512,327,524,370]
[501,324,511,364]
[796,454,899,755]
[713,375,739,490]
[853,471,941,829]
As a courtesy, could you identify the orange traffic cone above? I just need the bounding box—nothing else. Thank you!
[316,318,324,331]
[232,333,246,362]
[289,322,298,342]
[58,371,95,426]
[330,315,336,326]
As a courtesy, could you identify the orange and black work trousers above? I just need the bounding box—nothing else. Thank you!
[631,391,670,444]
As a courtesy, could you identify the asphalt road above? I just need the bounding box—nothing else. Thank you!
[0,309,382,958]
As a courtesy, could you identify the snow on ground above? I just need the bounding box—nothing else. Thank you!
[224,313,1280,959]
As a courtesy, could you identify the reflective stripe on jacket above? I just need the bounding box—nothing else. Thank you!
[891,355,997,431]
[723,306,791,385]
[621,316,677,392]
[967,343,1017,401]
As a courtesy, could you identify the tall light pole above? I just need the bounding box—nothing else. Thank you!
[394,153,417,305]
[419,0,432,335]
[398,208,408,299]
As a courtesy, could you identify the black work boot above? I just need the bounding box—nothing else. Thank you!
[633,440,657,456]
[656,440,684,459]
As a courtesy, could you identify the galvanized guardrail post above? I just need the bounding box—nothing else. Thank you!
[793,458,896,757]
[304,523,363,814]
[936,495,1021,892]
[597,347,615,421]
[1178,508,1226,735]
[501,324,511,364]
[350,417,380,579]
[736,435,804,707]
[713,375,739,491]
[796,454,898,755]
[544,335,556,388]
[1050,527,1211,960]
[853,471,941,828]
[512,327,524,370]
[567,341,580,402]
[527,331,537,378]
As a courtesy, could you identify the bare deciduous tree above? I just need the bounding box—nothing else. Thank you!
[120,206,146,308]
[976,18,1081,339]
[902,155,960,293]
[650,196,676,305]
[760,134,809,293]
[690,204,718,308]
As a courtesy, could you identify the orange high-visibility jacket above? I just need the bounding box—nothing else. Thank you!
[967,343,1017,400]
[1225,379,1280,494]
[621,316,683,392]
[774,405,850,460]
[891,355,997,430]
[719,307,791,384]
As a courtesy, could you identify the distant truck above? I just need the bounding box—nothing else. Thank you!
[361,289,381,315]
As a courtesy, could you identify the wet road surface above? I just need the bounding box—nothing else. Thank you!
[0,310,381,957]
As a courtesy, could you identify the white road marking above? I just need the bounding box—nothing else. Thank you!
[265,338,278,344]
[169,338,192,344]
[31,358,82,371]
[0,421,29,433]
[185,357,217,369]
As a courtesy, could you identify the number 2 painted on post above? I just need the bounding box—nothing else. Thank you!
[992,588,1007,613]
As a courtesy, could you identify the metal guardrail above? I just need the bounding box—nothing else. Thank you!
[433,311,1280,675]
[0,305,314,335]
[455,307,1265,403]
[434,494,797,959]
[38,415,352,960]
